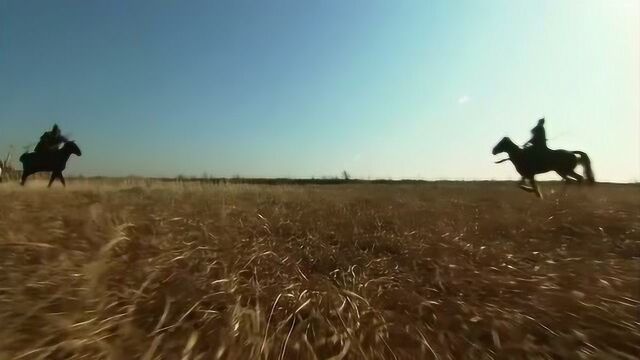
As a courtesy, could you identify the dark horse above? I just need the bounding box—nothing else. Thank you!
[19,141,82,187]
[492,137,594,198]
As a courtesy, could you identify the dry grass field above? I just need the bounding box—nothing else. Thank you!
[0,180,638,359]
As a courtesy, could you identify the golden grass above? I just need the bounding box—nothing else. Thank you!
[0,180,638,359]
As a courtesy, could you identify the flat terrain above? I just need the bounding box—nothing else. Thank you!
[0,180,638,359]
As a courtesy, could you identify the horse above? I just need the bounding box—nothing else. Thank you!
[492,137,594,198]
[19,141,82,187]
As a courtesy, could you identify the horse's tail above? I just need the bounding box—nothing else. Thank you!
[573,151,595,184]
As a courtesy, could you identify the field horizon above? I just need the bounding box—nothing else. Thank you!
[8,174,639,186]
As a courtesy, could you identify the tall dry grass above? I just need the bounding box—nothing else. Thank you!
[0,180,638,359]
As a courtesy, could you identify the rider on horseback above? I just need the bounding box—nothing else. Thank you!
[34,124,68,153]
[524,118,547,150]
[523,118,548,162]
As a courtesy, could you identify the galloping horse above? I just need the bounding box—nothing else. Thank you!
[492,137,594,198]
[20,141,82,187]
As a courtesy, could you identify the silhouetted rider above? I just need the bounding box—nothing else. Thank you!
[522,118,548,163]
[34,124,68,153]
[524,118,547,149]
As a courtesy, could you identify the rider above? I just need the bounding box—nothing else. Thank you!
[34,124,68,153]
[524,118,547,153]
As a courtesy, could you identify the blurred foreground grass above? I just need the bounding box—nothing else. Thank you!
[0,180,638,359]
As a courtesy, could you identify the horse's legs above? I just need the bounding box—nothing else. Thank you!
[530,178,543,199]
[58,173,66,187]
[48,173,57,188]
[569,171,583,184]
[519,177,527,186]
[518,177,533,192]
[20,173,28,186]
[558,172,576,184]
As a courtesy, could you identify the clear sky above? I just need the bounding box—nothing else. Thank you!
[1,0,638,181]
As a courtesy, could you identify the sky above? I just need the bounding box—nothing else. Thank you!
[1,0,638,181]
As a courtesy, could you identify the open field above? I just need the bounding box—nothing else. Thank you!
[0,180,638,359]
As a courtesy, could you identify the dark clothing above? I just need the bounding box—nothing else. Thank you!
[524,119,547,150]
[528,123,547,149]
[523,120,548,162]
[35,124,67,153]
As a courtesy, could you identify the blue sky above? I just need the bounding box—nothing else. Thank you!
[1,0,638,181]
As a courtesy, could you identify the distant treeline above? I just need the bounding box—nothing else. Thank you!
[68,176,638,186]
[165,177,433,185]
[77,176,434,186]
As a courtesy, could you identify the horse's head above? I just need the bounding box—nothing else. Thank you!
[492,137,513,155]
[63,141,82,156]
